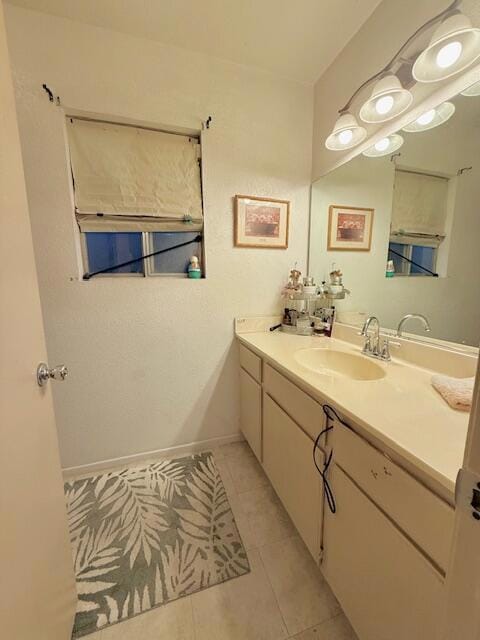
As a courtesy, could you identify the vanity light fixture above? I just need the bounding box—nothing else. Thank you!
[362,134,404,158]
[359,75,413,124]
[325,113,367,151]
[402,101,455,132]
[461,79,480,96]
[412,13,480,83]
[325,1,480,151]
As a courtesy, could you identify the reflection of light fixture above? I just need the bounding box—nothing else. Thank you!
[325,113,367,150]
[403,102,455,132]
[362,134,404,157]
[417,109,436,125]
[461,79,480,96]
[359,75,413,123]
[413,13,480,82]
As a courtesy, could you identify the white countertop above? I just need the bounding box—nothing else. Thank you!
[237,330,470,501]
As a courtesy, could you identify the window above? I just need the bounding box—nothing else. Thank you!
[67,117,204,278]
[388,168,448,278]
[84,233,144,276]
[388,241,437,276]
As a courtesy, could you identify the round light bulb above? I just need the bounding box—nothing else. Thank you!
[374,138,390,152]
[375,95,394,115]
[435,41,462,69]
[338,129,353,145]
[416,109,436,126]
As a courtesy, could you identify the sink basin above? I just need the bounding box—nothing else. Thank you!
[294,348,386,381]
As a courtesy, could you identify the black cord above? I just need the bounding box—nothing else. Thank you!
[313,426,335,514]
[313,404,350,514]
[388,247,438,277]
[83,234,202,279]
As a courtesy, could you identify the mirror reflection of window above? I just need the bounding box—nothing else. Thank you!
[388,169,448,277]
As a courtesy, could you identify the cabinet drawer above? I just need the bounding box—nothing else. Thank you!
[333,423,454,571]
[239,368,262,461]
[264,363,324,442]
[263,393,323,560]
[239,344,262,383]
[323,465,444,640]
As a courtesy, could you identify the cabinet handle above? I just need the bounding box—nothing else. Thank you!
[370,469,378,479]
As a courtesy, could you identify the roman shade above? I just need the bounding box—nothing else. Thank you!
[67,118,203,232]
[390,169,448,244]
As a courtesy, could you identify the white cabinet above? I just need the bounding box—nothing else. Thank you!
[323,465,444,640]
[263,393,323,560]
[333,422,454,571]
[239,367,262,461]
[236,342,451,640]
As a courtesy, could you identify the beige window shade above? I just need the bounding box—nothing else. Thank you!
[67,118,203,232]
[391,170,448,238]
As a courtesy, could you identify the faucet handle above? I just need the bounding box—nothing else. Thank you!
[381,337,401,361]
[362,335,372,354]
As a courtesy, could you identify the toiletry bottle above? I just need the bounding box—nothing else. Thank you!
[303,276,316,296]
[323,306,335,337]
[188,255,202,279]
[386,259,395,278]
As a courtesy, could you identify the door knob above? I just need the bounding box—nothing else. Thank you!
[37,363,68,387]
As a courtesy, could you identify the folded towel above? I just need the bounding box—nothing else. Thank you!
[431,374,474,412]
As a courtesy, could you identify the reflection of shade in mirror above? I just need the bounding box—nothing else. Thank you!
[461,80,480,97]
[402,101,455,132]
[363,134,404,157]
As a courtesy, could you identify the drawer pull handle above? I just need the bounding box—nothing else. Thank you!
[371,469,378,479]
[384,466,392,476]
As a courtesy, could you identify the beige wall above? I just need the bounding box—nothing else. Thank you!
[5,4,313,468]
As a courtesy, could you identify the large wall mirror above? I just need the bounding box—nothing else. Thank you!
[309,79,480,347]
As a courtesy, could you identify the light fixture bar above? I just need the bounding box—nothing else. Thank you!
[337,0,460,116]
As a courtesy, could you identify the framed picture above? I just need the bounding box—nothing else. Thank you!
[234,195,290,248]
[327,205,374,251]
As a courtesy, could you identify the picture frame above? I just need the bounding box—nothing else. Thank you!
[327,204,374,251]
[234,195,290,248]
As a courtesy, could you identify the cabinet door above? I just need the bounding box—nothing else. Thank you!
[263,393,323,560]
[239,368,262,461]
[323,465,444,640]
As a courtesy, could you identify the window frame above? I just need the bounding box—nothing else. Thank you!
[65,110,206,281]
[388,240,438,278]
[81,230,204,279]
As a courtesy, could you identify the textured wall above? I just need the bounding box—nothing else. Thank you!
[5,4,313,468]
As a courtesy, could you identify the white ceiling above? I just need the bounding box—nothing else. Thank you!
[5,0,382,83]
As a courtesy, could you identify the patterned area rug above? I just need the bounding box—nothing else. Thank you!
[64,452,250,638]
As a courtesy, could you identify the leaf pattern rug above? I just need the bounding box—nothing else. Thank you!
[64,452,250,638]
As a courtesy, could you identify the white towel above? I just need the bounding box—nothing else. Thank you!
[431,374,474,412]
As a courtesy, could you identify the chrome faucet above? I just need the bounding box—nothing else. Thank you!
[360,316,399,361]
[361,316,380,353]
[396,314,431,338]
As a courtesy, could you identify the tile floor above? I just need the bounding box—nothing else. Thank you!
[79,441,358,640]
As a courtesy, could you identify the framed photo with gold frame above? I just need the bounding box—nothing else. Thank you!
[327,204,374,251]
[234,195,290,248]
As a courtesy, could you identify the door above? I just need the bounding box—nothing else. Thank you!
[239,368,262,461]
[442,360,480,639]
[0,4,77,639]
[263,393,323,560]
[323,465,444,640]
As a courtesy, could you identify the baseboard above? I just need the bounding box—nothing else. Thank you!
[62,432,244,479]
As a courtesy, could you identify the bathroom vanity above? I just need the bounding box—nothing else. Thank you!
[236,323,475,640]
